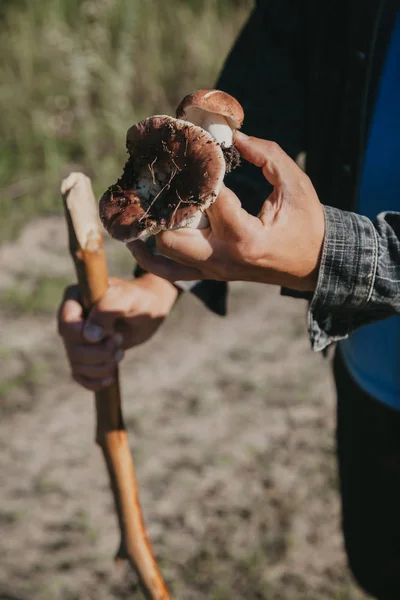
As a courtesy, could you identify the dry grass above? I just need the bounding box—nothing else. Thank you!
[0,0,252,240]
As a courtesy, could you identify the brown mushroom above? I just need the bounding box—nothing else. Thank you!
[99,115,225,242]
[176,89,244,148]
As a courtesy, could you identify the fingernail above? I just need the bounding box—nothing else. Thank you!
[114,333,124,347]
[83,323,104,342]
[235,130,249,141]
[115,349,125,364]
[102,376,114,386]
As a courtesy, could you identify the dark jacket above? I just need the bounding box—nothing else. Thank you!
[197,0,400,350]
[220,0,398,213]
[137,0,400,350]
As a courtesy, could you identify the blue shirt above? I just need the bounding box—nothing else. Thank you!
[340,12,400,410]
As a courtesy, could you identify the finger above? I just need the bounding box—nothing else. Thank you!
[206,184,258,236]
[83,285,135,342]
[128,240,204,281]
[234,131,301,187]
[72,373,115,393]
[67,336,123,366]
[58,285,84,342]
[156,227,212,263]
[155,186,258,260]
[71,355,123,380]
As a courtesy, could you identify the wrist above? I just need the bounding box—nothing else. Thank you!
[301,208,326,291]
[135,272,179,311]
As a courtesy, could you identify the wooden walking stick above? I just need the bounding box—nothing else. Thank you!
[61,172,170,600]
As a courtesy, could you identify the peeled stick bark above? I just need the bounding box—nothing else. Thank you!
[61,173,170,600]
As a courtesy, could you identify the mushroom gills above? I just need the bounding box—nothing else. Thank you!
[135,168,169,204]
[182,107,233,147]
[100,115,227,243]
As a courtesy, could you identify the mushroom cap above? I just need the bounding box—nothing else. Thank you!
[99,115,225,242]
[176,89,244,130]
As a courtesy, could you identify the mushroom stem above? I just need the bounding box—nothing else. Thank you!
[201,113,233,147]
[179,106,233,147]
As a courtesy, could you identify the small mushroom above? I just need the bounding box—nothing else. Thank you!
[175,89,244,148]
[99,115,225,242]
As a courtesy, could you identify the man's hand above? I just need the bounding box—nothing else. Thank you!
[58,273,178,391]
[128,132,325,292]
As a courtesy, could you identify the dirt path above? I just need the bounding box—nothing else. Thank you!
[0,218,367,600]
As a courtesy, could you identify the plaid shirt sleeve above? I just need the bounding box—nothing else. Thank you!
[309,206,400,351]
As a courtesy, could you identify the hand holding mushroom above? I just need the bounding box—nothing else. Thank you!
[99,90,244,241]
[129,133,326,292]
[100,89,325,292]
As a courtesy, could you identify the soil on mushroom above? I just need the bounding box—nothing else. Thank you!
[100,117,225,241]
[222,143,241,172]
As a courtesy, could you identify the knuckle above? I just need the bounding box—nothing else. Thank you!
[297,172,313,194]
[265,140,281,156]
[236,238,259,264]
[100,284,119,303]
[156,235,170,253]
[94,291,124,319]
[156,232,176,254]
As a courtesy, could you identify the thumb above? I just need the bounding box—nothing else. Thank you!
[206,184,252,235]
[82,286,121,342]
[234,131,301,187]
[58,285,85,341]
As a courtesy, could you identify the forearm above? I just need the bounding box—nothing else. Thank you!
[134,263,227,316]
[133,272,179,313]
[309,207,400,351]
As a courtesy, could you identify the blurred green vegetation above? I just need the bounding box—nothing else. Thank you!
[0,0,252,241]
[0,274,72,315]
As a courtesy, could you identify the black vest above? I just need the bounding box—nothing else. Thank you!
[218,0,399,214]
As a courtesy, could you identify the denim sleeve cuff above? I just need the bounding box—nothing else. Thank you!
[308,206,378,351]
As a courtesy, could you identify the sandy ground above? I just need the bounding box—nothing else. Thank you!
[0,218,369,600]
